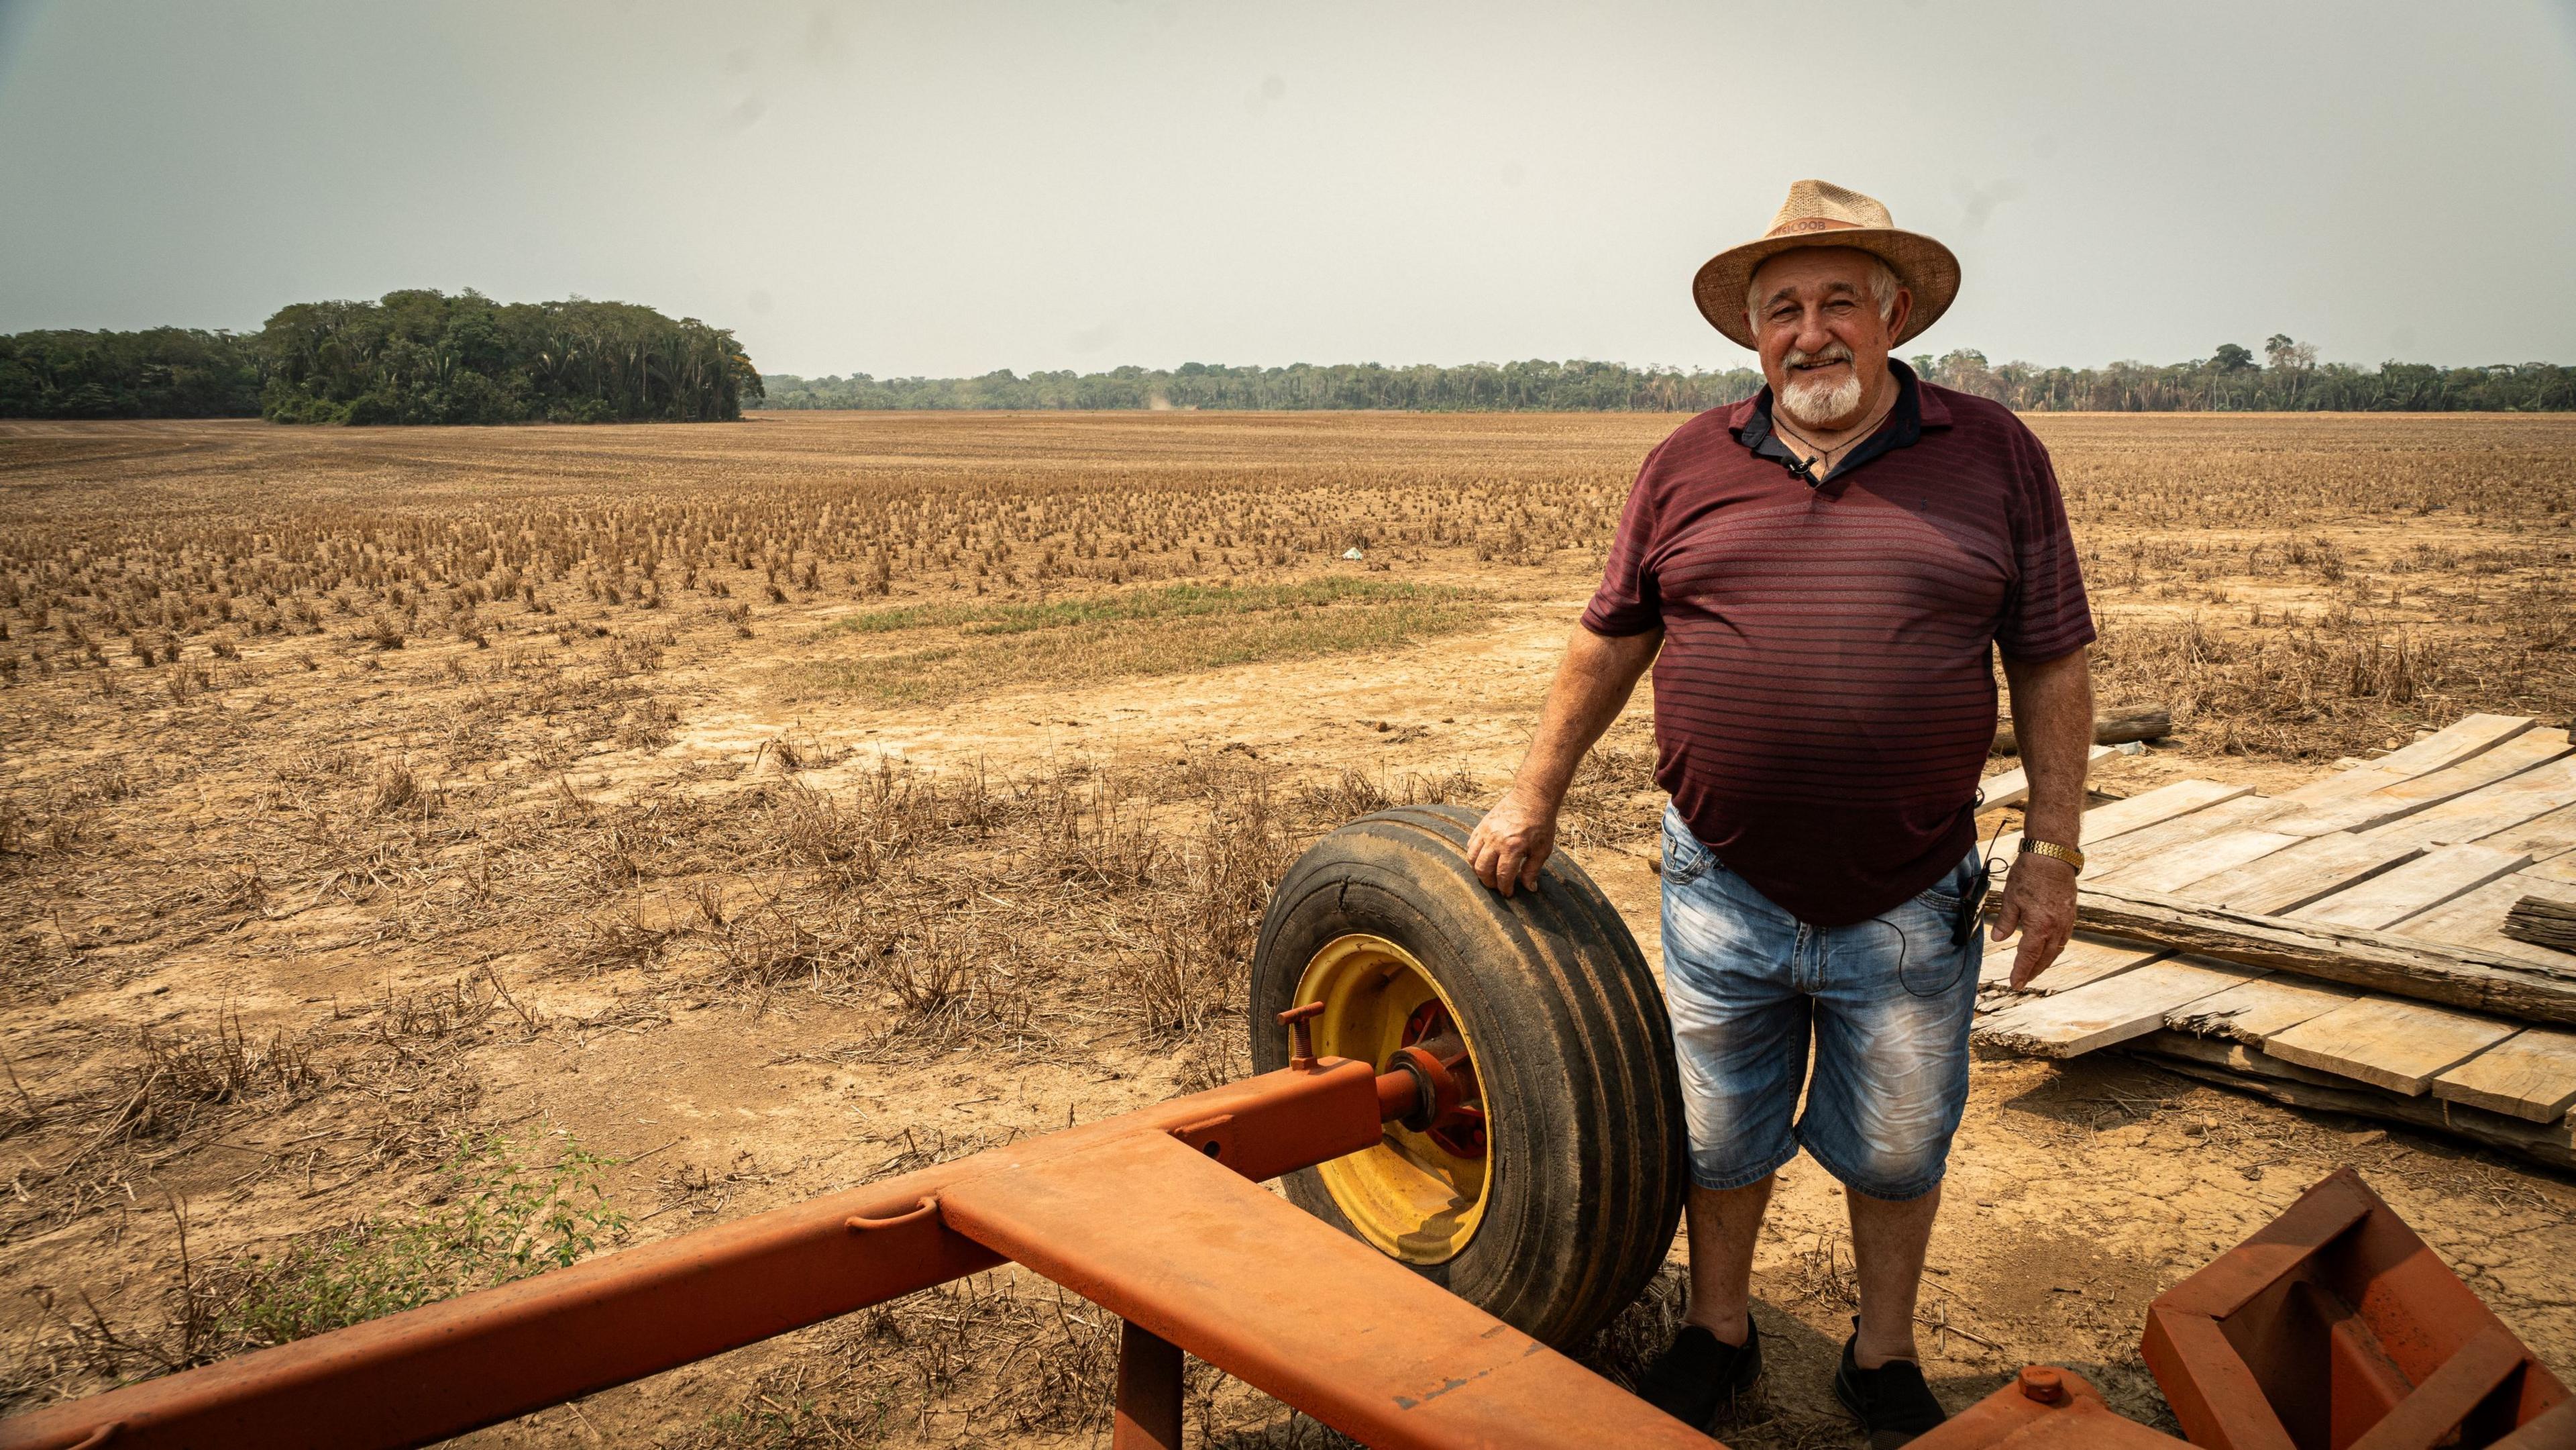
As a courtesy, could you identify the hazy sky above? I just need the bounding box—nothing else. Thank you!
[3,1,2572,378]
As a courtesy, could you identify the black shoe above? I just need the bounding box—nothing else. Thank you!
[1637,1316,1762,1431]
[1832,1325,1947,1450]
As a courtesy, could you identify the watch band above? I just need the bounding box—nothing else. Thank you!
[2019,839,2086,874]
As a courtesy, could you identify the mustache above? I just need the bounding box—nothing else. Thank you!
[1783,344,1856,369]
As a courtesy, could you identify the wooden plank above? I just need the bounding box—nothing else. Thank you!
[1974,956,2260,1057]
[2506,895,2576,954]
[2293,845,2533,931]
[2357,756,2576,852]
[2351,712,2541,776]
[2128,1031,2576,1174]
[1974,949,2016,1006]
[2082,779,2259,845]
[2478,800,2576,863]
[2275,714,2538,807]
[2526,855,2576,886]
[2072,884,2576,1025]
[2019,932,2171,994]
[2279,728,2573,835]
[2166,975,2361,1043]
[2432,1027,2576,1123]
[2095,828,2304,894]
[2186,833,2423,915]
[1979,742,2117,810]
[2262,996,2519,1094]
[1986,779,2259,883]
[2393,872,2576,973]
[2083,794,2291,878]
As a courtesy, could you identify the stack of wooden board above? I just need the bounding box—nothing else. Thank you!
[1970,713,2576,1169]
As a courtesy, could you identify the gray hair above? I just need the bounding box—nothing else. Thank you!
[1746,255,1902,329]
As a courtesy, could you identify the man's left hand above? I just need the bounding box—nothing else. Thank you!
[1991,853,2078,988]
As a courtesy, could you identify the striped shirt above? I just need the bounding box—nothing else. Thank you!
[1582,362,2094,927]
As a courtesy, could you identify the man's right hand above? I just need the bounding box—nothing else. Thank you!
[1466,784,1561,898]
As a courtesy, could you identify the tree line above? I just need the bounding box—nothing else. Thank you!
[1,291,761,423]
[761,341,2575,413]
[9,313,2570,419]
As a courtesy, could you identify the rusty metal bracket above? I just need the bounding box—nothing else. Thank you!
[2143,1167,2569,1450]
[1278,1002,1324,1070]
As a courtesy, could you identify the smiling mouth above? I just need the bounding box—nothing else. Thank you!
[1790,359,1849,372]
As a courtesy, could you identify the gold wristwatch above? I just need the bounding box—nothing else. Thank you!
[2019,839,2086,874]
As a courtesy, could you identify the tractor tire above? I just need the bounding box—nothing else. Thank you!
[1248,804,1686,1349]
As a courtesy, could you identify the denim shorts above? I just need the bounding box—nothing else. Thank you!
[1658,804,1982,1201]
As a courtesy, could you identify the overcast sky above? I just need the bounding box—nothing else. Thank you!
[3,1,2572,378]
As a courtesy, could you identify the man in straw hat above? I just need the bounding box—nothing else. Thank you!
[1466,180,2096,1443]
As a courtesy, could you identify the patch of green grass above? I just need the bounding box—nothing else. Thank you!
[800,577,1482,705]
[828,576,1440,637]
[219,1133,627,1347]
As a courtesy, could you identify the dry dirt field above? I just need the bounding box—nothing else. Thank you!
[1,410,2573,1447]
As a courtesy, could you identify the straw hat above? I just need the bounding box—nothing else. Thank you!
[1691,179,1960,350]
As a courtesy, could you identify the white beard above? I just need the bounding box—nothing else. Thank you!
[1778,369,1864,429]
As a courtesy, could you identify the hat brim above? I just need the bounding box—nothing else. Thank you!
[1693,228,1960,351]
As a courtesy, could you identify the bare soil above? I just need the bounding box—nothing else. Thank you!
[1,412,2571,1447]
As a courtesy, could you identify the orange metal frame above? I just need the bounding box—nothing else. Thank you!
[2142,1167,2571,1450]
[1913,1366,2188,1449]
[0,1037,1711,1450]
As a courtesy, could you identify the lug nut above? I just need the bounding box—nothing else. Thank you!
[2019,1365,2064,1404]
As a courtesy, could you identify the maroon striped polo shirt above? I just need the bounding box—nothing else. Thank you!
[1582,362,2094,927]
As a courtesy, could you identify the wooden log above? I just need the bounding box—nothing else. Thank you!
[1994,704,2171,756]
[2505,896,2576,955]
[2122,1030,2575,1173]
[2066,884,2576,1025]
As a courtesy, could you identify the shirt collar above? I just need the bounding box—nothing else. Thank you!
[1729,358,1940,490]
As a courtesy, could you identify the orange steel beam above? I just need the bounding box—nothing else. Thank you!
[936,1129,1714,1449]
[0,1060,1388,1450]
[1112,1321,1184,1450]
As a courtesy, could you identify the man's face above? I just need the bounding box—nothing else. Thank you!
[1747,247,1911,431]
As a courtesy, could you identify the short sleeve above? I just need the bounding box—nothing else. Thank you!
[1995,429,2096,662]
[1580,445,1668,637]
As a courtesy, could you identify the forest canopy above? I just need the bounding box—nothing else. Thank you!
[0,291,761,423]
[759,344,2576,414]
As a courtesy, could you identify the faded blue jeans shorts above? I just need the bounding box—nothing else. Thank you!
[1659,803,1982,1201]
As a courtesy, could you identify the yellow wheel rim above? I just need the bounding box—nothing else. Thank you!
[1295,933,1490,1264]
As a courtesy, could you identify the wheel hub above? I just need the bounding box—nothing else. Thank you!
[1293,933,1491,1264]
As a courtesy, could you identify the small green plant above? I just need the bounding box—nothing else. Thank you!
[221,1132,627,1346]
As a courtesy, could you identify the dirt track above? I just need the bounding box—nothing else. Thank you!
[1,413,2571,1446]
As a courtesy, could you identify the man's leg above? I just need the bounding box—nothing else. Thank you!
[1845,1182,1939,1368]
[1797,848,1984,1445]
[1641,806,1806,1426]
[1684,1176,1775,1342]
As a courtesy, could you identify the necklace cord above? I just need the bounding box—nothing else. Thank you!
[1772,388,1897,472]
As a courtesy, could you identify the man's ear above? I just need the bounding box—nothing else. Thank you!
[1883,288,1914,344]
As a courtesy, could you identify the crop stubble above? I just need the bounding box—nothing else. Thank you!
[0,411,2571,1445]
